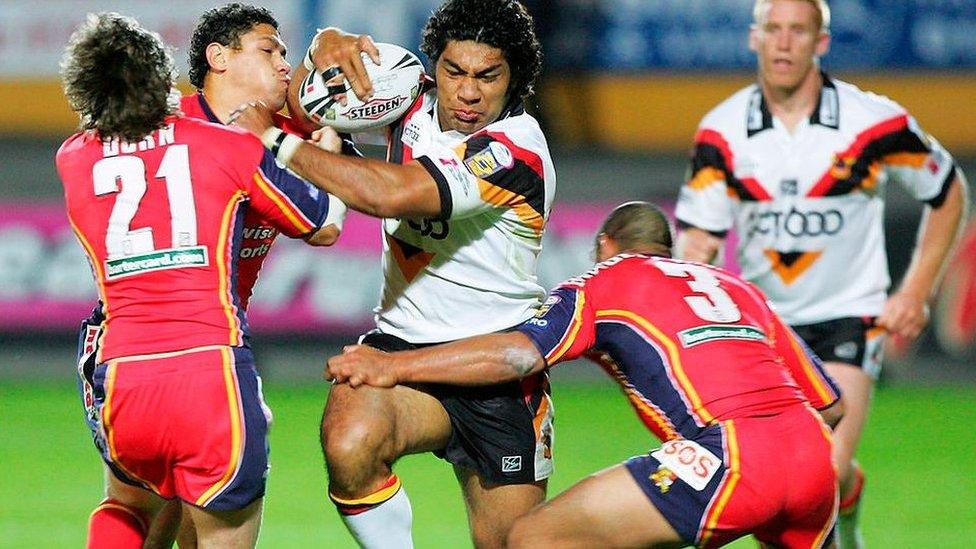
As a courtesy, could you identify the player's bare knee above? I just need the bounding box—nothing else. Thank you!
[323,418,396,491]
[506,514,544,548]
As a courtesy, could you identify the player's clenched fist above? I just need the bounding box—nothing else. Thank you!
[229,100,275,135]
[876,290,930,341]
[327,345,398,388]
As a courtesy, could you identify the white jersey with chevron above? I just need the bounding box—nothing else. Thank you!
[374,89,557,342]
[675,75,956,325]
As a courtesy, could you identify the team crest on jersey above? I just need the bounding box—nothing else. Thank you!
[764,249,823,285]
[465,141,513,179]
[830,155,855,180]
[650,465,677,494]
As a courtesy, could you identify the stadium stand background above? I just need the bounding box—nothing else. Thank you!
[1,0,974,383]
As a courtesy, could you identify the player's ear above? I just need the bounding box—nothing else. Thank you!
[748,24,760,52]
[205,42,229,74]
[814,31,830,58]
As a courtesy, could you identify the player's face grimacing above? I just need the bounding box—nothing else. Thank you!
[751,0,828,94]
[434,40,511,134]
[225,23,291,111]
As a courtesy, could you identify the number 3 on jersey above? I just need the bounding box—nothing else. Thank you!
[656,262,741,323]
[92,145,207,279]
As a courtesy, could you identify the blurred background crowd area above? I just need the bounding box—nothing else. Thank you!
[1,0,974,382]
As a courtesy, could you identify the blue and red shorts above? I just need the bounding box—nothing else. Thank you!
[625,405,836,548]
[80,343,270,511]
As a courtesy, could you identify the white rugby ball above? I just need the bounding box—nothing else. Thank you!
[298,42,425,133]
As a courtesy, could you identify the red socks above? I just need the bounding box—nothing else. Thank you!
[87,498,148,549]
[839,465,866,515]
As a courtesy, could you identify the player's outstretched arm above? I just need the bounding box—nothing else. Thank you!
[232,102,441,219]
[301,132,349,246]
[878,170,970,341]
[326,332,545,388]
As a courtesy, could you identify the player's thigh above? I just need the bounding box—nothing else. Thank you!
[182,497,262,549]
[508,464,684,549]
[103,466,167,514]
[823,361,874,455]
[143,499,185,549]
[323,382,452,457]
[455,466,545,546]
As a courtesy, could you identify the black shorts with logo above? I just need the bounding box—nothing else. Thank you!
[790,316,885,380]
[360,331,554,485]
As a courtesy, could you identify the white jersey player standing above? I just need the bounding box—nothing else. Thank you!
[675,1,969,547]
[231,1,555,547]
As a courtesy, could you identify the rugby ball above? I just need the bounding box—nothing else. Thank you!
[298,42,425,133]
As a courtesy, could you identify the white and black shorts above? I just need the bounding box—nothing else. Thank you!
[360,331,554,485]
[791,317,885,380]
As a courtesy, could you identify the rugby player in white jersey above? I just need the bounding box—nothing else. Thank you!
[675,1,969,546]
[230,1,555,547]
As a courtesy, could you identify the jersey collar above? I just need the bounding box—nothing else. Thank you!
[809,72,840,129]
[195,92,222,124]
[747,71,839,137]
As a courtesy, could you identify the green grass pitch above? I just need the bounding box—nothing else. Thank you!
[2,379,973,547]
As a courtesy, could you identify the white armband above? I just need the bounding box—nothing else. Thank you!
[261,127,303,165]
[324,195,348,231]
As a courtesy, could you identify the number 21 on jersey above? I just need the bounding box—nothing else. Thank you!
[92,145,208,280]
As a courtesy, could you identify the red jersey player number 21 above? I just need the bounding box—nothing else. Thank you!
[57,117,328,513]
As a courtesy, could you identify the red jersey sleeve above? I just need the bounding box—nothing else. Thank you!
[222,128,329,237]
[517,283,596,366]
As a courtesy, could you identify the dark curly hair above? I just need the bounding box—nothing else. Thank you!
[420,0,543,100]
[188,3,278,88]
[60,12,177,142]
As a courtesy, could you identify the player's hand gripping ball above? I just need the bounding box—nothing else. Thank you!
[298,42,425,133]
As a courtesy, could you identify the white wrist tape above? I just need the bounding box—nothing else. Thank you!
[261,127,302,165]
[324,195,348,231]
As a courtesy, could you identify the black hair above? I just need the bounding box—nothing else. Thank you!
[188,3,278,88]
[60,12,177,142]
[420,0,543,100]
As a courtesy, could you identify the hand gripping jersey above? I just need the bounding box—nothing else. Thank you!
[181,93,335,308]
[372,87,556,342]
[518,254,840,441]
[676,75,958,324]
[57,117,332,361]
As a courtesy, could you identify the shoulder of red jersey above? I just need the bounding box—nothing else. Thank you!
[56,131,94,163]
[180,93,208,120]
[273,112,311,138]
[560,253,652,289]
